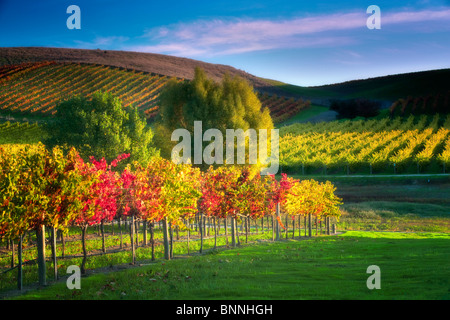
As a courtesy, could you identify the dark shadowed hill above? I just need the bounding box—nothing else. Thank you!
[265,68,450,105]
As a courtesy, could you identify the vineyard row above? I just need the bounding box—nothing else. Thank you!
[0,62,307,123]
[280,114,450,174]
[0,144,341,289]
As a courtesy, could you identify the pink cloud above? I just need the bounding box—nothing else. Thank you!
[384,8,450,24]
[130,8,450,57]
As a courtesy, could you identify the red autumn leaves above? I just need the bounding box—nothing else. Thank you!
[0,144,341,239]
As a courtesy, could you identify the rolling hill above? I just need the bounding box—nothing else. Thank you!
[0,47,449,124]
[265,68,450,106]
[0,47,284,96]
[0,59,310,124]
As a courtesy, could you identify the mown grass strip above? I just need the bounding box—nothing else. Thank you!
[8,231,449,300]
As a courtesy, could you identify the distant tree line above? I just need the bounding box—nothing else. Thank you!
[389,92,450,117]
[330,98,381,119]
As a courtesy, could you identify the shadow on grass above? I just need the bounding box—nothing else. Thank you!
[6,231,449,300]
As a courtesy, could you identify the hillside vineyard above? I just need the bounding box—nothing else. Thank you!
[0,62,309,123]
[279,114,450,174]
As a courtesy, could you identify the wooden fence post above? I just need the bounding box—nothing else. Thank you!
[292,216,295,239]
[101,220,106,253]
[51,226,58,280]
[10,239,14,268]
[36,224,46,286]
[285,215,289,239]
[162,217,170,260]
[315,216,318,236]
[199,211,203,253]
[169,222,174,259]
[186,219,190,255]
[80,225,88,274]
[17,235,23,290]
[131,215,136,264]
[236,218,241,246]
[224,217,228,246]
[276,202,280,241]
[308,214,312,237]
[119,217,123,249]
[330,217,336,234]
[272,216,275,241]
[231,215,236,248]
[214,217,217,248]
[304,215,307,237]
[60,230,65,258]
[150,221,155,260]
[143,220,148,246]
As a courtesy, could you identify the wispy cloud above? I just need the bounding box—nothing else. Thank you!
[74,36,129,49]
[124,7,450,58]
[383,8,450,24]
[130,12,365,56]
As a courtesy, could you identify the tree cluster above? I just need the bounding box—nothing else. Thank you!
[153,67,274,165]
[330,98,381,119]
[1,144,342,287]
[45,91,158,169]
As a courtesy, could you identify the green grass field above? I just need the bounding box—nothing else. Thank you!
[1,49,449,302]
[1,89,449,301]
[277,104,330,127]
[7,231,449,300]
[266,68,450,101]
[1,173,449,299]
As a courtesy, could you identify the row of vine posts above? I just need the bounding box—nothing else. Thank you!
[1,201,337,291]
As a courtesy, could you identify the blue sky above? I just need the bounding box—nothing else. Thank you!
[0,0,449,86]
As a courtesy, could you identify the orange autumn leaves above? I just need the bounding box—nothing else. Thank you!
[0,144,342,239]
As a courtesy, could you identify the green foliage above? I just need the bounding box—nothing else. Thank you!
[330,98,381,119]
[0,121,48,144]
[154,68,274,163]
[0,143,88,238]
[10,231,450,300]
[44,91,158,167]
[279,115,450,174]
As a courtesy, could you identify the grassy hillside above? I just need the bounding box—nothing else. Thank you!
[0,47,448,126]
[263,68,450,103]
[0,61,309,124]
[0,47,283,96]
[3,47,449,102]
